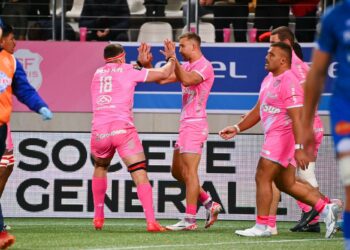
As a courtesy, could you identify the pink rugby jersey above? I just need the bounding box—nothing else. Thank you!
[259,70,304,136]
[180,56,214,121]
[291,50,309,84]
[291,50,323,131]
[91,63,148,127]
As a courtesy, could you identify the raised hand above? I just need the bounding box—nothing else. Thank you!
[160,39,176,60]
[137,42,153,67]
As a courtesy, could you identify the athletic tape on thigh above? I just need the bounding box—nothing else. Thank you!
[127,160,147,173]
[0,153,14,168]
[298,162,318,187]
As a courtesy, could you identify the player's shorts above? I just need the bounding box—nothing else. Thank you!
[260,131,296,168]
[90,120,144,159]
[313,115,324,157]
[175,119,208,155]
[330,95,350,154]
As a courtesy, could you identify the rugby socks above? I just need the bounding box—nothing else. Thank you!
[297,200,320,224]
[136,183,156,223]
[268,215,276,228]
[297,200,311,213]
[314,198,328,215]
[256,215,268,229]
[343,211,350,250]
[185,204,197,224]
[198,191,212,210]
[92,177,107,219]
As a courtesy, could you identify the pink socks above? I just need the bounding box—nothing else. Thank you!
[92,177,107,219]
[137,183,156,223]
[198,191,212,209]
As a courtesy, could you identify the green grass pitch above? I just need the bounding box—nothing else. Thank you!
[4,218,344,250]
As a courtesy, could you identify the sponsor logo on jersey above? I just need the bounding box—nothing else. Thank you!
[97,95,112,105]
[261,104,280,114]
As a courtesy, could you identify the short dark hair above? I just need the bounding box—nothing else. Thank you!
[104,43,124,59]
[1,23,14,38]
[179,32,201,46]
[271,26,295,46]
[271,42,292,65]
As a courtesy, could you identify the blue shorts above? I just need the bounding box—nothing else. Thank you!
[330,95,350,153]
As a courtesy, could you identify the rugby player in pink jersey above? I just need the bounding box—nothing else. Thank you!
[219,42,339,238]
[263,26,330,235]
[138,32,222,231]
[90,41,176,232]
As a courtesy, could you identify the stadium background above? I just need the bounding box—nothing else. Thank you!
[2,41,343,222]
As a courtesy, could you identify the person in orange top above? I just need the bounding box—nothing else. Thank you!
[0,23,16,249]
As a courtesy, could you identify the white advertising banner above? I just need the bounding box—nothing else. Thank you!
[2,132,343,221]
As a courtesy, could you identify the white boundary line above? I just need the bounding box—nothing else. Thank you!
[82,238,342,250]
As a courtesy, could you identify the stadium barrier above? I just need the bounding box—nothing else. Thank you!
[3,132,342,221]
[13,42,335,114]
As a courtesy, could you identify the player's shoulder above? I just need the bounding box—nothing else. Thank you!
[280,70,298,84]
[322,3,346,23]
[201,56,213,67]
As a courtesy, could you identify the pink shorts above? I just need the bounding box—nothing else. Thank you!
[313,115,324,157]
[260,132,296,168]
[175,119,208,154]
[90,121,144,159]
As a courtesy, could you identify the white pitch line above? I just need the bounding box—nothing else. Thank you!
[82,238,342,250]
[6,222,238,228]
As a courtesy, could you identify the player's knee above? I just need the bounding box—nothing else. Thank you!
[339,156,350,186]
[298,162,318,188]
[127,160,147,173]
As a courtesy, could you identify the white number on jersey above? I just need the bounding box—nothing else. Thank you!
[99,76,112,93]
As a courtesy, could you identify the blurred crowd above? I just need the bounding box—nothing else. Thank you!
[0,0,340,42]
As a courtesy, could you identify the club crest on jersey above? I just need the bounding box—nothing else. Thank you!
[0,71,12,93]
[273,80,281,87]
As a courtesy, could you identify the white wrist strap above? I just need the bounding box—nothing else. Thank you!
[234,124,241,133]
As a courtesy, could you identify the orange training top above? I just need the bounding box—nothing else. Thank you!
[0,50,16,126]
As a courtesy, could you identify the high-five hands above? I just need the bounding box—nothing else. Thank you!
[137,42,153,67]
[160,39,176,61]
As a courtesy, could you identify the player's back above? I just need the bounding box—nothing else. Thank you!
[91,63,148,127]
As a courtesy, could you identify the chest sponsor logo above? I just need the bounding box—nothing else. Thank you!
[97,95,112,105]
[262,104,280,114]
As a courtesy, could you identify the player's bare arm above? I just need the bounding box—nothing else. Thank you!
[174,61,203,86]
[288,106,309,169]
